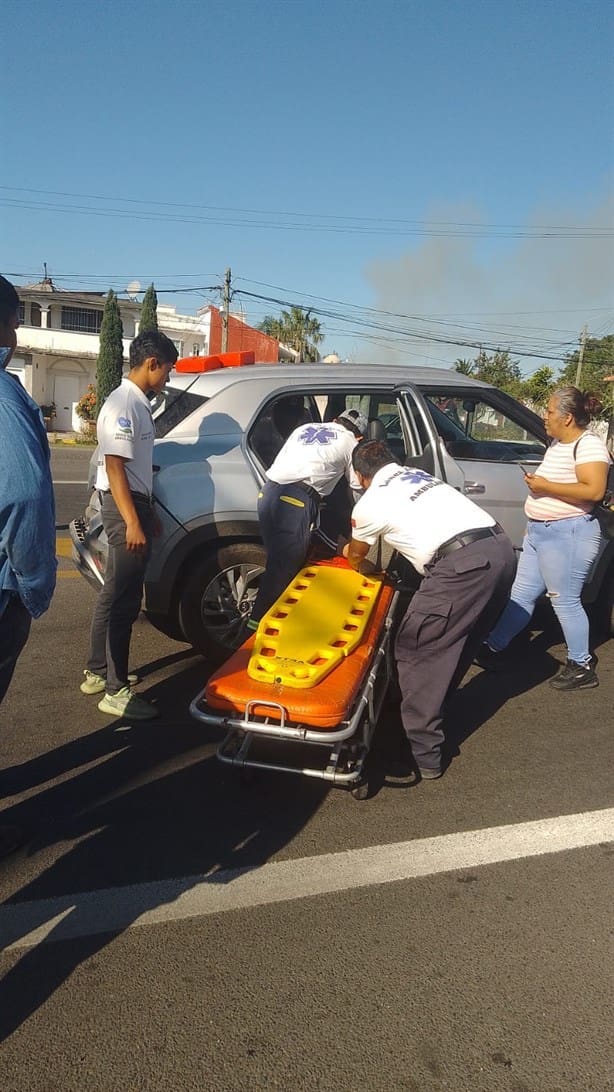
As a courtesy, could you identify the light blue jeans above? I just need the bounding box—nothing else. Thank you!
[487,514,602,666]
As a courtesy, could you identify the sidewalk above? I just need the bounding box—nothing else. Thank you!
[47,430,96,446]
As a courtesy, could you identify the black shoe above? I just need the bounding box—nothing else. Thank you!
[549,659,599,691]
[474,643,506,672]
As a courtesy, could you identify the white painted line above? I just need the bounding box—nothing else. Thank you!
[52,480,89,485]
[2,808,613,951]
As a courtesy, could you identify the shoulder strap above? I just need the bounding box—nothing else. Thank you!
[572,432,587,461]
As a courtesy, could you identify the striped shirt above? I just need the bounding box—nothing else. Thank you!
[525,432,610,521]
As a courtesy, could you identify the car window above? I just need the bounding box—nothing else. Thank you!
[153,387,209,439]
[248,394,316,469]
[321,391,409,462]
[424,393,545,463]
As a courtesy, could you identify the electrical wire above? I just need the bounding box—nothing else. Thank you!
[1,190,611,239]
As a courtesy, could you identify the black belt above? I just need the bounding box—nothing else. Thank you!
[430,524,503,565]
[267,479,321,504]
[295,481,321,504]
[99,489,152,505]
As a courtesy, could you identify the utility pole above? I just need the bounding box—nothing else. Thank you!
[221,267,231,352]
[574,324,589,387]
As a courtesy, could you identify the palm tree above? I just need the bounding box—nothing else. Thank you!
[258,315,283,340]
[258,307,323,361]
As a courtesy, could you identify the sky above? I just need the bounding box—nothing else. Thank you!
[2,0,613,373]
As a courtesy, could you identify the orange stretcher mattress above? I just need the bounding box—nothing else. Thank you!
[205,581,395,730]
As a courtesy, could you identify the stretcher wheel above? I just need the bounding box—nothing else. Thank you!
[351,777,370,801]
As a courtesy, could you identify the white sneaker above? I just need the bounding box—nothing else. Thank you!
[97,687,158,720]
[81,670,139,695]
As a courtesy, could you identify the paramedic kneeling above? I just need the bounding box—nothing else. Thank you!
[343,441,516,780]
[249,409,367,629]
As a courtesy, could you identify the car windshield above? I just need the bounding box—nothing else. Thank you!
[152,385,209,439]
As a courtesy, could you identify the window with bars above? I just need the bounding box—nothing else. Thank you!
[61,306,103,333]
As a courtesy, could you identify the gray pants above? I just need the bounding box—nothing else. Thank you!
[87,492,154,694]
[395,532,516,772]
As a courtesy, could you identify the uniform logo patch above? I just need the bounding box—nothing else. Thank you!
[399,468,434,486]
[299,425,337,445]
[116,416,132,434]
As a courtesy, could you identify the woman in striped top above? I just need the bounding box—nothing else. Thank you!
[478,386,610,690]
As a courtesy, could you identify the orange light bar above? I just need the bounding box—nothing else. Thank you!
[175,351,256,373]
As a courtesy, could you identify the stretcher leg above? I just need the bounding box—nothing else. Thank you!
[191,589,399,799]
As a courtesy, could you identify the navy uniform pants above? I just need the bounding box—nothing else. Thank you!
[250,481,319,626]
[395,532,516,772]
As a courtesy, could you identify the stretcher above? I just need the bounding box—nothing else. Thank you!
[189,559,399,799]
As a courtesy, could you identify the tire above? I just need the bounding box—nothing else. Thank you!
[178,541,266,663]
[144,610,186,644]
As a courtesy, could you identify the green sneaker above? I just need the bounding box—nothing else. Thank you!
[97,687,158,720]
[81,670,138,695]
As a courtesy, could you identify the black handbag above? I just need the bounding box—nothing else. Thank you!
[573,436,614,539]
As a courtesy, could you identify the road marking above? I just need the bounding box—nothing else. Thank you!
[2,808,613,951]
[56,539,73,558]
[52,480,89,485]
[57,570,81,579]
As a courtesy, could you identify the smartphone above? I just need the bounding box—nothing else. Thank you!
[519,465,532,475]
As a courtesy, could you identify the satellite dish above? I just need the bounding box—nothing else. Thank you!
[126,280,141,298]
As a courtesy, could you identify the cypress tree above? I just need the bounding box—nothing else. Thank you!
[139,282,158,333]
[96,289,124,417]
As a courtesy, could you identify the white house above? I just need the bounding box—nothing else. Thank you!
[12,277,211,431]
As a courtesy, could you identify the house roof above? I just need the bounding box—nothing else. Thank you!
[20,278,68,293]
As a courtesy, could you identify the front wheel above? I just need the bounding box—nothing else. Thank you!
[178,542,266,663]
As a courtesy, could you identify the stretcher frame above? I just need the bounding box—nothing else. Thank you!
[189,589,399,797]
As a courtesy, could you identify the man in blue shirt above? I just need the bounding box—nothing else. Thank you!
[0,275,57,857]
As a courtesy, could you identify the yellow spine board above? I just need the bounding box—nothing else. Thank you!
[248,564,383,689]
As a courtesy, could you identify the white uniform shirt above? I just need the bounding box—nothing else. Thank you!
[524,432,610,521]
[351,463,495,575]
[94,378,155,497]
[267,422,360,497]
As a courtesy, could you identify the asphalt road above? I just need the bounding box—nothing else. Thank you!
[50,444,94,527]
[0,466,612,1091]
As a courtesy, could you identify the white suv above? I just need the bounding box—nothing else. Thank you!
[70,360,614,661]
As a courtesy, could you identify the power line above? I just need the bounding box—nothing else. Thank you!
[1,192,611,239]
[235,288,580,363]
[2,185,612,234]
[9,262,612,366]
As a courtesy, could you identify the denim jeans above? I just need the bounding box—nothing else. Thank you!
[0,596,32,705]
[87,492,154,694]
[487,514,602,665]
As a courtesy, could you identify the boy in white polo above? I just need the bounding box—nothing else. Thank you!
[80,331,178,719]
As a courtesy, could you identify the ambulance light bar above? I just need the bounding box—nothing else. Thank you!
[175,351,256,373]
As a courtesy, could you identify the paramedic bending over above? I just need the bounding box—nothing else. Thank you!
[249,408,367,630]
[343,441,516,780]
[477,386,610,691]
